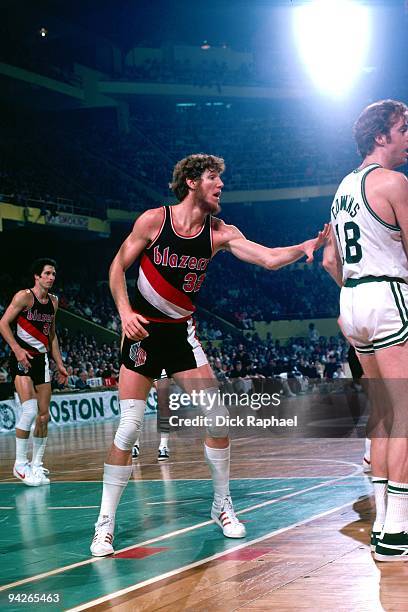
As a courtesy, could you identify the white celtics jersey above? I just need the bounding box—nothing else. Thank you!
[331,163,408,282]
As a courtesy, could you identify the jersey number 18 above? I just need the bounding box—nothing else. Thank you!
[335,221,362,264]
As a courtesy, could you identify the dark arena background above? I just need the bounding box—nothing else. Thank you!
[0,1,407,610]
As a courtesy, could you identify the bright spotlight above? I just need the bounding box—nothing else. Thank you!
[293,0,370,97]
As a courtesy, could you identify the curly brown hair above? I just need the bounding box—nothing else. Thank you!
[170,153,225,201]
[353,99,408,158]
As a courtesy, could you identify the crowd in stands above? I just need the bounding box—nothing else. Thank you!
[56,258,339,333]
[0,325,349,396]
[123,57,292,89]
[131,105,359,193]
[0,114,156,216]
[0,100,362,215]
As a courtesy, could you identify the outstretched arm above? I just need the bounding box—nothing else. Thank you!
[212,220,329,270]
[322,224,343,287]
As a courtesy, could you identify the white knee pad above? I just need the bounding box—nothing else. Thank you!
[16,399,38,432]
[114,399,145,451]
[199,388,229,438]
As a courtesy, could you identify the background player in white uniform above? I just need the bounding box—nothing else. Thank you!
[90,153,329,556]
[324,99,408,561]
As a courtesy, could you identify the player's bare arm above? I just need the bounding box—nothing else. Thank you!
[212,218,329,269]
[109,207,164,341]
[386,171,408,255]
[49,296,68,383]
[322,224,343,287]
[0,290,35,370]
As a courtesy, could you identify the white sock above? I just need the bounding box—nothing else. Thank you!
[383,481,408,533]
[32,437,47,466]
[364,438,371,460]
[372,477,387,532]
[204,444,230,508]
[98,463,133,524]
[159,433,169,449]
[15,438,29,465]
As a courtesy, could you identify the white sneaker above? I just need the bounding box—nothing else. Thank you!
[90,516,115,556]
[31,464,50,485]
[13,462,40,487]
[157,446,170,461]
[211,496,246,538]
[132,444,140,459]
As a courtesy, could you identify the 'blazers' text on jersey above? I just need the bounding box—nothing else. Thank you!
[133,206,213,322]
[16,290,55,355]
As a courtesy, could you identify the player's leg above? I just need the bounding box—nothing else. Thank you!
[91,367,152,556]
[358,352,389,551]
[13,375,39,486]
[370,342,408,561]
[172,364,246,538]
[347,345,371,471]
[31,382,52,484]
[156,376,171,460]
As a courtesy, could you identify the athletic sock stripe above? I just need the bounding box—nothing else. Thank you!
[388,483,408,491]
[388,486,408,494]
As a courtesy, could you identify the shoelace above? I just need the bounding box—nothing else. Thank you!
[94,517,113,542]
[33,465,49,476]
[222,497,240,525]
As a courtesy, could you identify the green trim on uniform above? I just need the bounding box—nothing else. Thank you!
[361,166,400,231]
[352,163,382,174]
[396,282,408,321]
[390,282,406,325]
[344,276,407,287]
[374,332,408,350]
[355,344,375,355]
[374,323,408,350]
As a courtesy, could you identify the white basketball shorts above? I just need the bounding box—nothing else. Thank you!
[340,277,408,354]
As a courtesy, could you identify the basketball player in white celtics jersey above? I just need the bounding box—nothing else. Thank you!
[323,99,408,561]
[90,153,329,556]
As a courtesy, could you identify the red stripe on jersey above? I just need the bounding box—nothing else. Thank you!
[140,254,194,311]
[139,313,191,323]
[17,316,49,348]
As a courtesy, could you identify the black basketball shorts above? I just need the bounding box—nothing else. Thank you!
[121,318,208,379]
[9,351,51,386]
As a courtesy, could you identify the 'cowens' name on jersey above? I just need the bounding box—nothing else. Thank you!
[153,245,210,271]
[331,195,360,220]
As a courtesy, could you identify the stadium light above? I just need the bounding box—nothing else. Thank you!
[293,0,370,97]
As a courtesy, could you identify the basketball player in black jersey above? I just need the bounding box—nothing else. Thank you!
[0,258,68,486]
[91,154,329,556]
